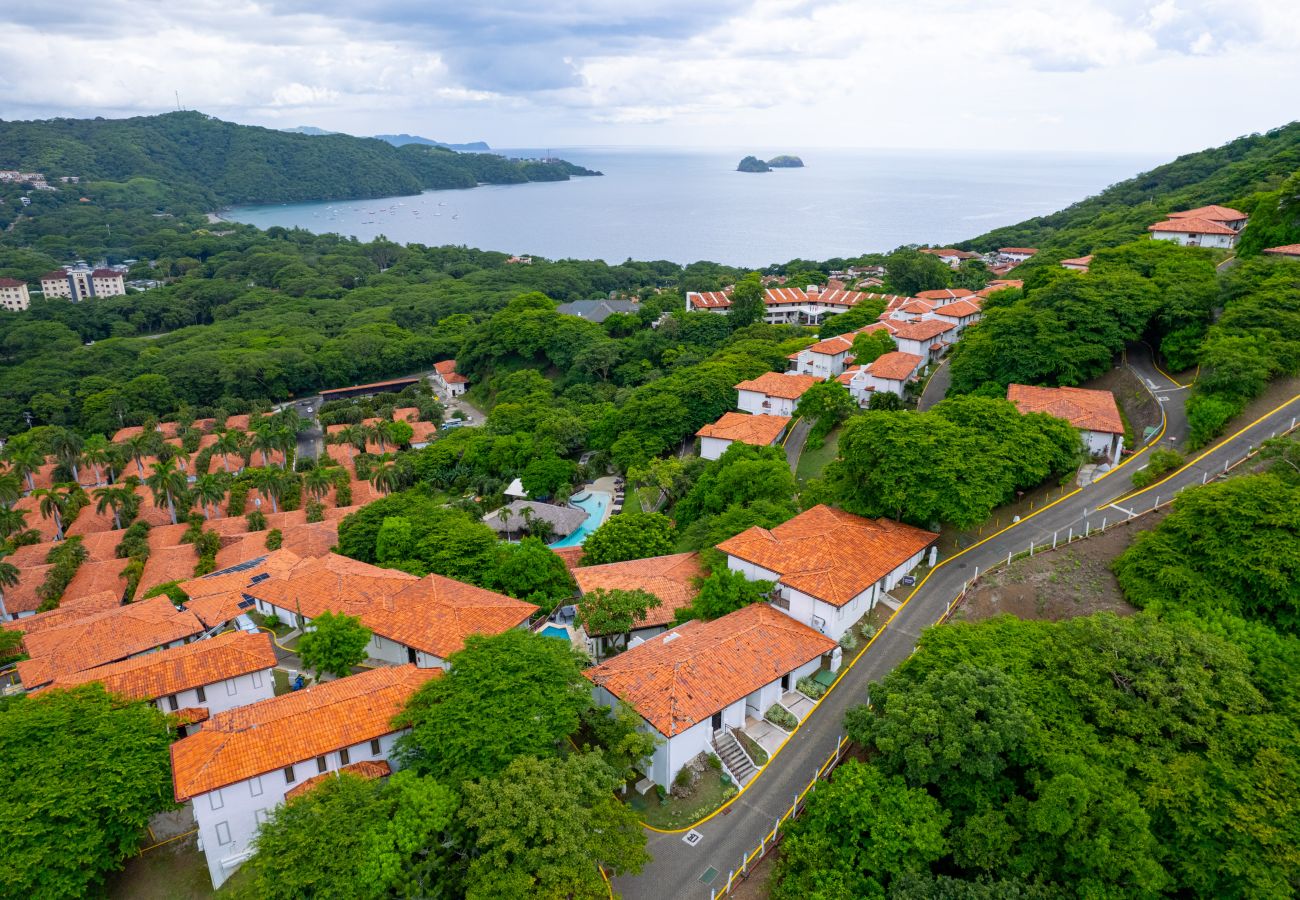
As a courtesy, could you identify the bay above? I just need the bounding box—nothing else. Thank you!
[224,147,1163,267]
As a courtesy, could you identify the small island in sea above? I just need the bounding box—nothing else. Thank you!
[737,154,804,172]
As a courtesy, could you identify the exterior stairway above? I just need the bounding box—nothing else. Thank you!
[712,728,757,785]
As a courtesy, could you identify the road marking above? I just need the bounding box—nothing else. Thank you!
[683,830,703,847]
[1158,396,1170,402]
[1109,503,1135,516]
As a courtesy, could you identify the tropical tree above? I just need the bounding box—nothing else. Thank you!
[246,467,286,515]
[144,458,188,525]
[337,424,366,461]
[0,555,19,621]
[0,471,20,508]
[81,434,111,486]
[576,588,662,650]
[49,429,84,484]
[580,512,676,566]
[93,485,134,530]
[3,442,42,493]
[0,507,28,540]
[369,453,400,497]
[213,429,243,474]
[297,611,373,680]
[32,484,73,541]
[192,474,227,520]
[251,424,279,468]
[303,466,333,501]
[373,420,396,453]
[126,432,155,478]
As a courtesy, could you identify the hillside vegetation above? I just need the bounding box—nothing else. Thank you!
[963,121,1300,255]
[0,111,598,208]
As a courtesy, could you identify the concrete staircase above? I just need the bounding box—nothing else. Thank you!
[712,728,757,785]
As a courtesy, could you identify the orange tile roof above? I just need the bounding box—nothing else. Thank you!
[998,247,1039,254]
[171,664,438,801]
[2,590,120,636]
[837,365,862,386]
[896,298,936,315]
[977,280,1022,298]
[696,412,791,447]
[734,371,818,400]
[551,546,586,571]
[1060,255,1093,266]
[4,564,53,617]
[1148,217,1237,236]
[931,299,982,318]
[62,559,129,605]
[1007,383,1124,434]
[915,288,975,301]
[584,604,836,736]
[371,576,538,659]
[171,707,210,727]
[214,522,338,571]
[17,596,205,688]
[137,545,200,597]
[1168,205,1247,222]
[434,360,468,383]
[866,351,925,382]
[574,552,705,634]
[890,319,955,341]
[920,248,978,259]
[178,549,304,601]
[284,760,392,803]
[1263,244,1300,258]
[50,631,276,699]
[801,334,854,356]
[245,554,419,620]
[687,290,731,309]
[716,505,938,607]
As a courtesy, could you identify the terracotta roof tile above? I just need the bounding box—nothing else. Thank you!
[170,665,438,800]
[716,505,938,607]
[1263,244,1300,257]
[214,522,338,571]
[283,760,392,803]
[574,552,705,633]
[1060,255,1093,267]
[62,559,129,604]
[137,545,200,597]
[3,564,53,617]
[931,299,982,318]
[734,371,818,400]
[551,546,586,571]
[977,279,1022,298]
[2,590,121,635]
[889,319,955,341]
[866,351,925,382]
[1007,383,1124,434]
[50,631,276,699]
[1148,217,1237,236]
[584,604,836,736]
[801,334,854,356]
[998,247,1039,254]
[171,707,210,727]
[915,288,975,301]
[17,596,205,688]
[434,360,468,383]
[1168,205,1247,222]
[696,412,790,447]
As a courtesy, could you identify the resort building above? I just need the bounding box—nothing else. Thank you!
[1263,244,1300,260]
[844,351,926,403]
[686,286,905,327]
[483,499,587,542]
[734,371,818,417]
[717,505,939,644]
[432,359,469,397]
[1148,205,1248,249]
[554,298,641,323]
[318,376,422,403]
[0,278,31,311]
[246,554,537,669]
[997,248,1039,264]
[39,265,126,301]
[1060,255,1093,272]
[920,248,979,269]
[696,412,791,461]
[572,551,705,656]
[788,333,855,379]
[1007,383,1125,464]
[171,664,438,889]
[0,589,119,628]
[584,604,837,789]
[929,298,983,336]
[49,631,278,734]
[889,318,956,361]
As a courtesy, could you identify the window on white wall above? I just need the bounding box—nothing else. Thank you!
[249,776,263,797]
[209,789,224,811]
[226,678,238,696]
[254,809,269,825]
[215,822,231,845]
[167,695,179,711]
[196,685,206,703]
[251,671,263,690]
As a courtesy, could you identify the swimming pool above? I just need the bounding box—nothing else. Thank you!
[548,490,611,548]
[539,625,570,640]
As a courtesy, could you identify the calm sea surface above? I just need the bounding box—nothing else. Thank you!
[224,147,1162,267]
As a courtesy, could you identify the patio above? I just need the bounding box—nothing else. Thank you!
[743,716,787,756]
[781,690,816,720]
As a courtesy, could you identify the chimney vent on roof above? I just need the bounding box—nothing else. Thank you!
[663,632,680,644]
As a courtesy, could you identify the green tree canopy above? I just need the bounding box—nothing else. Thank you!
[297,611,373,679]
[729,272,766,328]
[580,511,676,566]
[576,587,662,644]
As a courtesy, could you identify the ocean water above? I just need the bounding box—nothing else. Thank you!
[224,147,1162,267]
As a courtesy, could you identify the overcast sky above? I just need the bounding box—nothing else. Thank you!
[3,0,1297,154]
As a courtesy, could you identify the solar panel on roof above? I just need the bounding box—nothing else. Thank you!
[249,572,270,584]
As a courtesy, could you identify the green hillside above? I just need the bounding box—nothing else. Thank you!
[0,111,598,208]
[962,121,1300,255]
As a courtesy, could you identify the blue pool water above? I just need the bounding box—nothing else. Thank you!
[540,625,570,640]
[548,491,611,548]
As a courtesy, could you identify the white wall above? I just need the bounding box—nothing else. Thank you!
[193,730,404,889]
[737,389,797,417]
[792,349,848,380]
[155,668,275,720]
[1083,429,1123,465]
[255,601,447,670]
[700,436,733,461]
[863,374,907,399]
[1152,231,1236,249]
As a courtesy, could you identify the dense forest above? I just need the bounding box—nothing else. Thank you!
[964,121,1300,255]
[0,111,598,210]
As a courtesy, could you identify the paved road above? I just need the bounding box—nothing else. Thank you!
[917,358,951,411]
[783,418,811,472]
[617,345,1300,900]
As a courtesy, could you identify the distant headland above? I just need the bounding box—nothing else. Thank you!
[737,155,805,173]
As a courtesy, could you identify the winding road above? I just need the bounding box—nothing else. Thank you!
[617,344,1300,899]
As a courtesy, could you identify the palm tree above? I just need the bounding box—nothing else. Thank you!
[81,434,111,485]
[0,507,27,540]
[369,453,400,496]
[213,429,243,475]
[193,474,227,520]
[0,472,20,508]
[33,484,73,541]
[49,430,84,484]
[275,427,296,470]
[373,419,396,453]
[93,485,134,530]
[336,425,365,462]
[145,458,188,525]
[104,443,127,483]
[3,442,43,493]
[362,422,382,453]
[274,407,303,438]
[303,466,333,501]
[247,468,285,514]
[0,556,18,620]
[127,432,154,478]
[251,425,278,469]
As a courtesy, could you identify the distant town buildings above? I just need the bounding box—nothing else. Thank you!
[686,285,906,328]
[1148,205,1248,249]
[0,278,31,311]
[920,248,980,269]
[39,265,127,301]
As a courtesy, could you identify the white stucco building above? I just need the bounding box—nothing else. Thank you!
[584,604,837,788]
[686,286,905,327]
[695,412,790,461]
[843,350,926,403]
[717,505,939,644]
[573,551,705,657]
[1148,205,1248,249]
[734,371,818,417]
[0,278,31,311]
[433,359,468,397]
[1007,383,1124,464]
[889,318,956,362]
[39,265,126,301]
[171,664,438,889]
[788,333,854,379]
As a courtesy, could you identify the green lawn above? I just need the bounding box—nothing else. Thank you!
[627,768,736,830]
[795,426,841,483]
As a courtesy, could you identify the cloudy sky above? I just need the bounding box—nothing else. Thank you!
[3,0,1297,153]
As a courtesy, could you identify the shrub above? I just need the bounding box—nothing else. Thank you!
[706,753,723,771]
[295,456,315,473]
[838,631,858,651]
[245,509,267,531]
[335,481,353,507]
[227,483,249,516]
[1186,393,1241,448]
[765,704,797,731]
[860,621,877,639]
[305,499,325,523]
[261,612,282,629]
[266,528,283,551]
[797,676,827,700]
[1131,448,1185,489]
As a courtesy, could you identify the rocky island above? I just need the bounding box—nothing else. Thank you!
[737,154,804,172]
